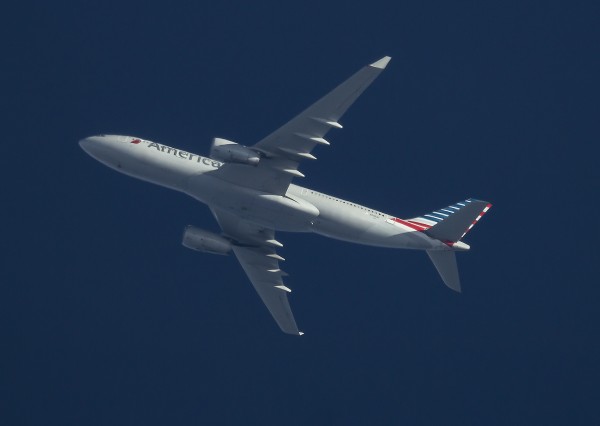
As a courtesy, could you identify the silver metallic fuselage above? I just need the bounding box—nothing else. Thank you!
[80,135,447,251]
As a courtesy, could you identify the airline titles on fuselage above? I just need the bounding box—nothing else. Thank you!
[146,142,222,169]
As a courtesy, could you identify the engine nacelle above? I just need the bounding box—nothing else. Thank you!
[210,138,260,166]
[182,226,231,255]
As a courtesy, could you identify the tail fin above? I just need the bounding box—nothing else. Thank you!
[410,198,492,243]
[427,250,461,292]
[415,199,491,292]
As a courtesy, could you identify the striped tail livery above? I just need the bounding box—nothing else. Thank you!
[409,199,492,292]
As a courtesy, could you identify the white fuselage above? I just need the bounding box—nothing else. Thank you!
[80,135,448,251]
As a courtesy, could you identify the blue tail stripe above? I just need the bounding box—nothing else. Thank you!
[418,199,474,225]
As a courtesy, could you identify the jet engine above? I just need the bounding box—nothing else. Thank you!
[210,137,260,166]
[182,226,231,255]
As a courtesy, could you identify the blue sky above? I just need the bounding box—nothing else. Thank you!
[2,1,598,424]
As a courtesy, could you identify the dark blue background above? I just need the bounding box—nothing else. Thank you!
[3,1,598,424]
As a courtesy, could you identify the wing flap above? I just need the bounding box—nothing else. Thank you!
[232,245,302,335]
[212,56,391,195]
[255,56,391,155]
[211,208,303,335]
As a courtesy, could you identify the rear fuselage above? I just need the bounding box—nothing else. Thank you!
[80,135,447,251]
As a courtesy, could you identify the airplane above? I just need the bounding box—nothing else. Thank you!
[79,56,491,335]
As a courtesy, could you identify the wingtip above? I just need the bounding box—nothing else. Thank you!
[299,332,305,336]
[370,56,392,69]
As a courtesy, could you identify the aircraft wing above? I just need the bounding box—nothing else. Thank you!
[211,208,302,335]
[212,56,391,195]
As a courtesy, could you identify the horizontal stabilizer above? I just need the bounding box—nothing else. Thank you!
[427,250,461,292]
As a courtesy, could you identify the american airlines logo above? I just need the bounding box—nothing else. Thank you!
[146,141,223,168]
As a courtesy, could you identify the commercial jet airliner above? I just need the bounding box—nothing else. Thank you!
[80,56,491,335]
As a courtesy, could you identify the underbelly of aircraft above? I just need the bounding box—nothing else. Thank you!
[186,175,319,232]
[217,196,318,232]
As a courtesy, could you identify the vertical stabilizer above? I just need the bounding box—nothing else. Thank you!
[427,250,461,292]
[408,199,492,243]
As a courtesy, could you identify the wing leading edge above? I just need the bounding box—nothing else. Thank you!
[231,245,302,335]
[212,56,392,195]
[207,57,392,334]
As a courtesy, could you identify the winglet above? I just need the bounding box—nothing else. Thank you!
[370,56,392,69]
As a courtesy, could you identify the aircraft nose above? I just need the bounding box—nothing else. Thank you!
[78,137,92,153]
[79,136,108,161]
[79,136,106,157]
